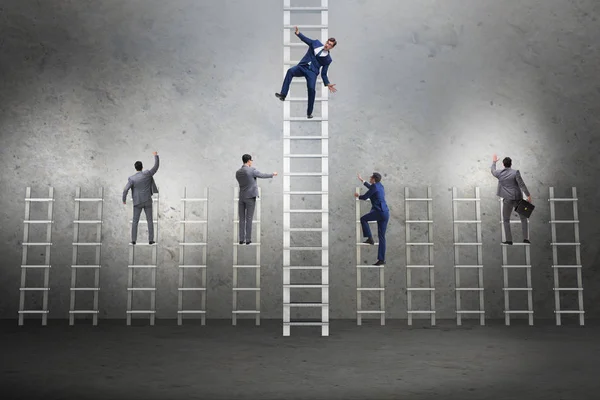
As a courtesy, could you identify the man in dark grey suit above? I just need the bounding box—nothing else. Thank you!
[123,152,160,245]
[491,154,532,245]
[235,154,277,245]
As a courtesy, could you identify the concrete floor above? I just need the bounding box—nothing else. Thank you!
[1,319,598,399]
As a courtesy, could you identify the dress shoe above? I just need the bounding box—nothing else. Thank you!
[149,241,155,245]
[523,239,531,244]
[130,241,136,245]
[275,93,286,101]
[239,241,244,245]
[245,241,252,245]
[373,260,385,266]
[502,241,513,245]
[364,237,374,245]
[307,114,313,119]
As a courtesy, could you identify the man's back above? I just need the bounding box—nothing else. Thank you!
[124,155,159,206]
[236,165,259,199]
[493,166,529,200]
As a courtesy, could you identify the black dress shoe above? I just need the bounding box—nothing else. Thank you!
[307,114,313,119]
[502,241,513,245]
[275,93,286,101]
[523,239,531,244]
[239,241,244,245]
[374,260,385,266]
[245,241,252,245]
[149,241,155,245]
[130,241,136,245]
[364,238,374,245]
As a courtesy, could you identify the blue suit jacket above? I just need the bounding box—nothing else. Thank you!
[296,32,332,86]
[359,182,389,213]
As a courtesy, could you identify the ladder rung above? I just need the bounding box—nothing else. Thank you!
[357,310,385,314]
[453,198,481,201]
[405,198,432,201]
[74,220,102,224]
[284,191,327,195]
[23,220,53,224]
[284,322,328,326]
[24,198,54,202]
[554,310,585,314]
[283,266,328,270]
[179,220,208,224]
[284,284,328,288]
[291,78,324,83]
[285,97,326,102]
[453,243,482,246]
[234,242,261,246]
[548,198,578,201]
[180,198,208,202]
[69,310,99,314]
[357,265,384,268]
[500,220,529,224]
[179,242,207,246]
[74,198,103,202]
[549,220,579,223]
[288,228,325,232]
[232,288,261,291]
[502,288,532,291]
[233,220,259,223]
[406,288,435,291]
[357,288,385,291]
[406,243,434,246]
[177,310,206,314]
[355,220,378,223]
[456,288,484,291]
[18,310,48,314]
[287,209,328,213]
[284,172,328,176]
[283,6,328,11]
[504,310,533,314]
[128,221,158,224]
[127,288,156,291]
[502,265,531,268]
[285,302,326,307]
[405,220,433,223]
[286,246,326,251]
[283,137,328,141]
[233,265,260,269]
[453,220,481,223]
[128,265,157,268]
[179,265,207,268]
[551,243,581,246]
[21,265,51,269]
[126,310,156,314]
[129,243,157,246]
[551,265,582,268]
[501,243,530,246]
[406,265,434,268]
[70,287,99,291]
[407,310,436,314]
[283,24,328,28]
[553,288,583,291]
[234,198,261,201]
[283,153,328,158]
[178,287,206,291]
[20,288,49,291]
[22,243,52,246]
[72,265,101,268]
[357,242,380,246]
[454,265,483,268]
[232,310,260,314]
[72,243,102,246]
[456,310,485,314]
[286,117,327,121]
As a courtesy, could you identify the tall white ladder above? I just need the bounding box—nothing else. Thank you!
[69,187,104,326]
[404,187,435,326]
[282,0,330,337]
[232,186,261,325]
[549,187,584,325]
[355,188,385,325]
[452,187,485,325]
[499,197,533,325]
[18,187,54,326]
[127,192,159,325]
[178,187,209,325]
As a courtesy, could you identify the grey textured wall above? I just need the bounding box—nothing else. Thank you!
[1,0,599,320]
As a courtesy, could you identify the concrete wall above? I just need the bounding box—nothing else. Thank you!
[1,0,599,320]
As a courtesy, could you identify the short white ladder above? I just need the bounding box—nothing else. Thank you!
[355,188,385,325]
[404,187,436,326]
[549,187,584,326]
[452,187,485,325]
[233,186,261,325]
[282,0,330,337]
[126,192,159,325]
[500,197,533,325]
[18,187,54,326]
[69,187,104,325]
[178,187,209,325]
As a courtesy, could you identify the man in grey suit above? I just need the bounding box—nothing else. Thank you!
[235,154,277,244]
[123,152,160,245]
[491,154,532,245]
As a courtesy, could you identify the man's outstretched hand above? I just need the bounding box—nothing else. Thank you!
[295,26,299,35]
[327,84,337,93]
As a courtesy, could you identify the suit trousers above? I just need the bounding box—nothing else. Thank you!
[280,65,318,116]
[360,210,390,262]
[132,199,154,242]
[502,199,528,242]
[238,197,256,242]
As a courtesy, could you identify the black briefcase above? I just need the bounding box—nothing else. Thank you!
[514,199,535,218]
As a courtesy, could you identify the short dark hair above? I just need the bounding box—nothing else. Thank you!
[371,172,382,182]
[327,37,337,47]
[134,161,143,171]
[502,157,512,168]
[242,154,252,164]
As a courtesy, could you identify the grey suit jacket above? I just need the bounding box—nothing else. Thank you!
[236,165,273,199]
[123,155,160,206]
[491,162,530,200]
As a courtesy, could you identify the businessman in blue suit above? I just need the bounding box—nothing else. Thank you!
[355,172,390,266]
[276,26,337,119]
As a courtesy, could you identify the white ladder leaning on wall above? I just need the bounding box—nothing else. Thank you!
[282,0,330,336]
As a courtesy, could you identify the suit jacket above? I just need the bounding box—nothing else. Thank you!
[123,155,160,206]
[491,162,530,200]
[236,165,273,199]
[296,32,333,85]
[359,182,389,213]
